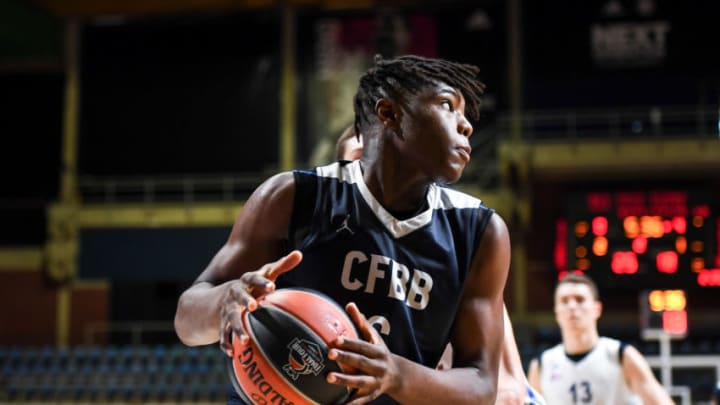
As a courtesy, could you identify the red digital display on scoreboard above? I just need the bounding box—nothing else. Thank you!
[641,289,688,336]
[558,190,719,289]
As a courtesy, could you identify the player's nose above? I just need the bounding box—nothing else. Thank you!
[457,113,473,138]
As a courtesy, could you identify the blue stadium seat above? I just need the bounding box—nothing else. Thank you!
[0,343,245,402]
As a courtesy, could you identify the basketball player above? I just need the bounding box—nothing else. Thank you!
[334,126,544,404]
[336,125,364,161]
[175,54,511,404]
[527,273,674,404]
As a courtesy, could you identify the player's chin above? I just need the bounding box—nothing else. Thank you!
[442,163,466,184]
[437,173,463,185]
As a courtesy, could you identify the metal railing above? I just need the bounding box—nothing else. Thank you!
[75,106,720,204]
[79,172,267,204]
[83,321,177,345]
[462,126,500,189]
[498,105,720,142]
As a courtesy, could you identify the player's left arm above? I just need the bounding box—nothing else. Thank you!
[622,345,675,405]
[496,306,542,405]
[451,212,511,403]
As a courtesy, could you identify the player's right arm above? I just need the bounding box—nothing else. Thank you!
[174,172,298,353]
[622,345,675,405]
[526,358,542,396]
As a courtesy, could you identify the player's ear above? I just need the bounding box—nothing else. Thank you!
[374,98,401,132]
[374,98,393,121]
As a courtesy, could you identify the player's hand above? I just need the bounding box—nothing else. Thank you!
[326,302,401,404]
[219,250,303,356]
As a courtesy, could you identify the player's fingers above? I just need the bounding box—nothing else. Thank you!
[265,250,303,279]
[346,302,382,344]
[326,372,379,392]
[238,271,275,300]
[238,251,303,297]
[223,300,245,331]
[330,337,384,360]
[220,301,248,356]
[328,346,384,375]
[222,325,250,357]
[219,322,233,357]
[326,373,380,405]
[228,279,259,311]
[345,393,380,405]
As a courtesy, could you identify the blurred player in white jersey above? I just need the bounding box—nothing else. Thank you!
[527,273,673,404]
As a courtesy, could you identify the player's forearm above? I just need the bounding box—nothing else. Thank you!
[637,383,675,405]
[496,323,526,403]
[494,390,524,405]
[495,374,526,405]
[174,281,226,346]
[388,354,498,405]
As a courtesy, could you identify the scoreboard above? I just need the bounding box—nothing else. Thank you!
[640,289,688,336]
[555,190,720,289]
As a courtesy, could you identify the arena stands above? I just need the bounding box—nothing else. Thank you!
[1,0,719,403]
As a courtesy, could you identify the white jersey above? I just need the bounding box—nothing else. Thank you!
[537,337,641,405]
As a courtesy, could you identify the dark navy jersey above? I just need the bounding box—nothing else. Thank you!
[228,160,495,405]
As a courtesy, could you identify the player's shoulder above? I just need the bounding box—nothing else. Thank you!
[545,342,565,354]
[296,160,360,183]
[247,171,297,209]
[542,343,565,359]
[598,336,624,352]
[597,336,636,364]
[434,184,485,210]
[533,342,563,369]
[258,171,296,191]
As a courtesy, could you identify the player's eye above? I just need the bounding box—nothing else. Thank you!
[441,100,453,111]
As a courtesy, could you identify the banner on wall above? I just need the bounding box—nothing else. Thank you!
[523,0,720,108]
[590,0,671,68]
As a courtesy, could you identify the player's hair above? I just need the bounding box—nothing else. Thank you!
[556,273,600,301]
[353,54,486,135]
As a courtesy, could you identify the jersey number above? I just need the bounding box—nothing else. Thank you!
[569,381,593,403]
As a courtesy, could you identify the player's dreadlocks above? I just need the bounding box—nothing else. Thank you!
[353,54,486,136]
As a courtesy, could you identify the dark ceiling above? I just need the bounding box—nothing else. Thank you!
[29,0,418,17]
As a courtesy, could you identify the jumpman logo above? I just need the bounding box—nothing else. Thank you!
[335,214,354,235]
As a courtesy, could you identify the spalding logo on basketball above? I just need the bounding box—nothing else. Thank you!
[228,288,359,405]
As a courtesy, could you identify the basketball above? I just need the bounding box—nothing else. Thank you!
[228,288,359,405]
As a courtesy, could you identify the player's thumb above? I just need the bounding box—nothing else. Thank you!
[267,250,303,279]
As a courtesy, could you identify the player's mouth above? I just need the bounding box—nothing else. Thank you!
[456,146,471,163]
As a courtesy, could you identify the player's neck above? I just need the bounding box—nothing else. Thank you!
[562,328,599,354]
[361,156,431,213]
